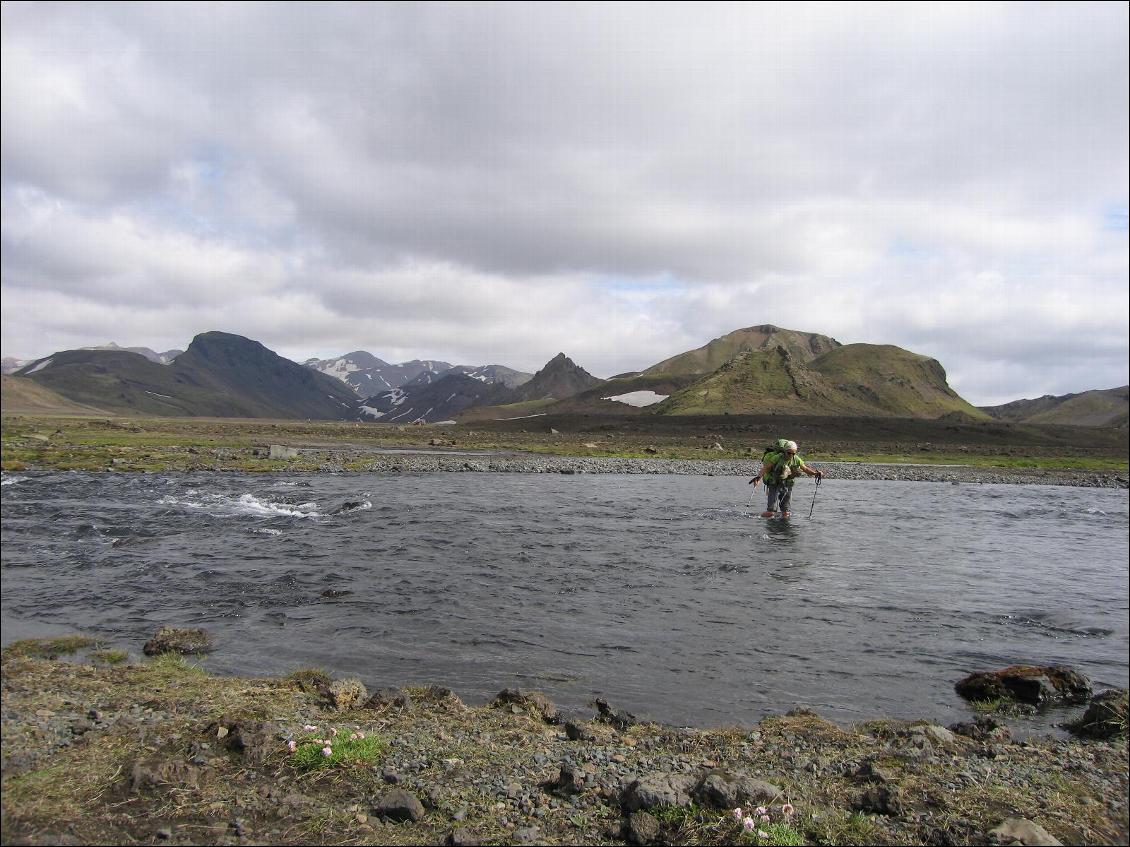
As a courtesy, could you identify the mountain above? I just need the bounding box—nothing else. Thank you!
[364,354,597,423]
[510,353,602,402]
[171,332,359,419]
[980,386,1128,428]
[432,364,533,388]
[1,374,108,415]
[642,324,841,377]
[360,373,509,423]
[82,342,181,364]
[653,343,989,419]
[305,352,454,394]
[2,357,33,375]
[15,332,359,420]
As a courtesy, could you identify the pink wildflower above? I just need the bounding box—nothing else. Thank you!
[330,727,339,736]
[303,724,317,731]
[286,740,297,752]
[760,814,770,823]
[782,803,795,816]
[349,732,359,740]
[731,808,744,820]
[755,806,768,816]
[357,732,365,739]
[321,746,333,757]
[742,817,755,831]
[758,831,769,839]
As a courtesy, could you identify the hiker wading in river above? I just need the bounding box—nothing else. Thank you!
[750,439,825,518]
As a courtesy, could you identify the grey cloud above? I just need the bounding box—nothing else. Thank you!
[1,2,1126,404]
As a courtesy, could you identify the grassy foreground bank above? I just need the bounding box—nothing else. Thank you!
[2,413,1127,474]
[1,638,1127,846]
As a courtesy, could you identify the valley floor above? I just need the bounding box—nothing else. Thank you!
[2,413,1127,484]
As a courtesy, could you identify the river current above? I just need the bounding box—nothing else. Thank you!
[2,470,1127,730]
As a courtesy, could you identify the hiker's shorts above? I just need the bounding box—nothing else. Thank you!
[766,483,794,513]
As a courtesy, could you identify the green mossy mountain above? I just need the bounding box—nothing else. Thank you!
[642,324,841,377]
[653,343,990,419]
[14,332,358,420]
[980,386,1128,428]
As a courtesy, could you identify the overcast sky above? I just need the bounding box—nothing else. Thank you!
[2,2,1126,405]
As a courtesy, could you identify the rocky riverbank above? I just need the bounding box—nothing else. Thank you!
[312,453,1128,488]
[2,639,1127,846]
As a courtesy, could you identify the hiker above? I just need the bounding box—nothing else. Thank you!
[749,439,824,518]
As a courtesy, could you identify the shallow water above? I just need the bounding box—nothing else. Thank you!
[2,471,1126,729]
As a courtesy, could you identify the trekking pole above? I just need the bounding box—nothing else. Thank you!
[808,476,821,519]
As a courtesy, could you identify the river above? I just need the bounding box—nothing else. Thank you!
[2,470,1126,730]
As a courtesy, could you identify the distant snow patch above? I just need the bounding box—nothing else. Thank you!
[145,390,175,400]
[496,412,547,420]
[359,406,386,418]
[26,357,53,374]
[602,391,669,407]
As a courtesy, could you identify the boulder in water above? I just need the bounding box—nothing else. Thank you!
[954,665,1091,706]
[1068,688,1128,739]
[142,626,213,656]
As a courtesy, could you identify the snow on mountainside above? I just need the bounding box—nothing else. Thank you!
[2,357,33,375]
[304,352,453,395]
[359,374,505,423]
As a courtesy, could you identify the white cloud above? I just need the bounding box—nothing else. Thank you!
[1,1,1126,405]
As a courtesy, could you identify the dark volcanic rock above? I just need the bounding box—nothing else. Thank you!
[620,773,698,811]
[854,785,906,816]
[694,770,782,809]
[142,626,213,655]
[549,763,588,794]
[626,810,661,845]
[565,720,597,741]
[955,665,1092,706]
[594,697,638,730]
[223,721,279,765]
[1068,688,1129,739]
[492,688,559,723]
[372,788,426,822]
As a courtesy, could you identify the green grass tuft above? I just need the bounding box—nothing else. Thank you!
[290,727,384,772]
[2,635,99,659]
[89,649,129,665]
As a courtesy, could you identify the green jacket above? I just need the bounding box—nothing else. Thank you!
[763,451,806,487]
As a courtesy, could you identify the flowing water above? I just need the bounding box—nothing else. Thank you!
[2,470,1127,730]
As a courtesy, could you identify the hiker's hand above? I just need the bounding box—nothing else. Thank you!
[815,470,825,480]
[749,477,760,486]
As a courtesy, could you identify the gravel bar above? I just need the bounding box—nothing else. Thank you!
[318,452,1129,489]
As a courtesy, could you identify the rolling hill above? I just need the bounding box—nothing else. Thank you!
[1,374,109,415]
[980,386,1128,428]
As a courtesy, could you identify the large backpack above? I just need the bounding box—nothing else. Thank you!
[761,438,795,485]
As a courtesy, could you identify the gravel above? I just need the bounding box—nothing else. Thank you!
[303,452,1128,488]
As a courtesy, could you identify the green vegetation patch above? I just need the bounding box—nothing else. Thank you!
[2,635,100,659]
[289,725,385,772]
[89,649,129,665]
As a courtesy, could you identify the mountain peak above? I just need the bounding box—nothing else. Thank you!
[513,353,601,402]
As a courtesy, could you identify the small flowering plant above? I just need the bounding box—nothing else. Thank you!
[725,802,804,846]
[287,723,384,772]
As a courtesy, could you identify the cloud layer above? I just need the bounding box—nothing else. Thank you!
[3,2,1127,404]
